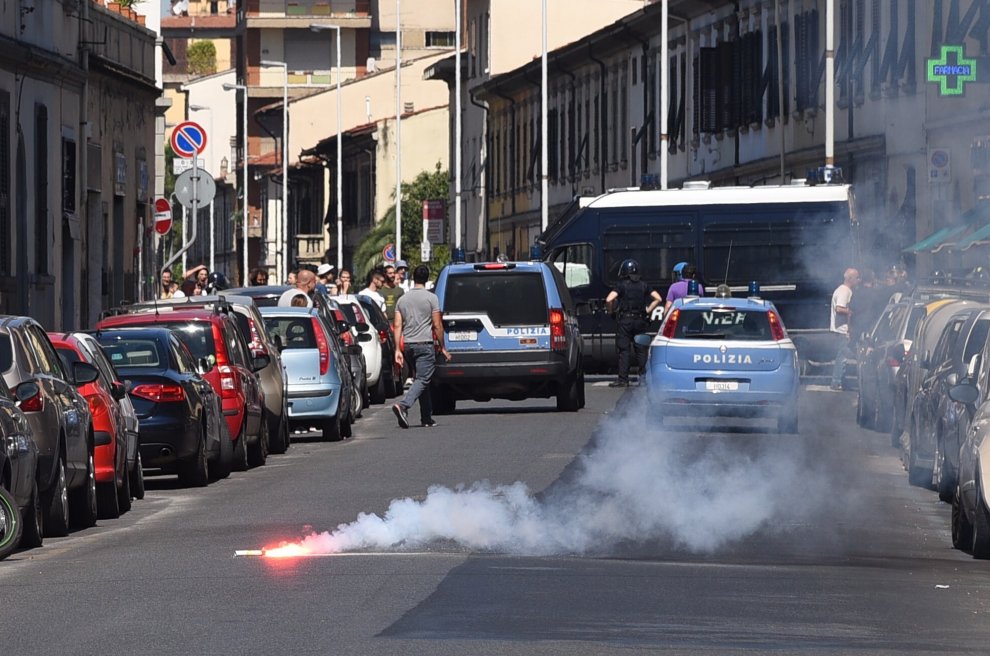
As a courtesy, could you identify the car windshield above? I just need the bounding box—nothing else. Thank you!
[675,308,773,341]
[99,338,165,368]
[264,317,316,349]
[159,322,216,362]
[444,272,548,326]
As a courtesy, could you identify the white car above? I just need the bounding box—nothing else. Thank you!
[335,298,384,402]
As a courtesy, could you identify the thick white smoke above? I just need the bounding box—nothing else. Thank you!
[271,391,830,556]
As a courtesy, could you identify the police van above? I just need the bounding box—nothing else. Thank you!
[539,175,856,374]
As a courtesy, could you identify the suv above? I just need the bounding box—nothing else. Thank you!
[431,261,585,413]
[0,316,100,536]
[97,307,269,470]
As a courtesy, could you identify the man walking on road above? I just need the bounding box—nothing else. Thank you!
[830,267,860,390]
[392,264,450,429]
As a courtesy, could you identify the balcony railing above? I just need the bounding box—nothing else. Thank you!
[295,234,327,262]
[256,0,371,16]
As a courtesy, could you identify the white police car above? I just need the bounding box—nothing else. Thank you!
[640,284,800,432]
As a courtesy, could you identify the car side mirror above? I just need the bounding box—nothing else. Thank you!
[634,333,654,348]
[355,321,371,333]
[14,381,40,405]
[949,382,980,405]
[111,380,127,401]
[252,353,271,372]
[357,332,373,343]
[72,361,100,386]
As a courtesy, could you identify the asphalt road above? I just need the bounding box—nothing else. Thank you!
[2,381,990,655]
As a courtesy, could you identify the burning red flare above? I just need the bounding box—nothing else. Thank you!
[262,542,313,558]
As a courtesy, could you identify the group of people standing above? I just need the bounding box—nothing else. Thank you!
[159,264,228,299]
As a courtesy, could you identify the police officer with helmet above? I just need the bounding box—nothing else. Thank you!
[605,259,662,387]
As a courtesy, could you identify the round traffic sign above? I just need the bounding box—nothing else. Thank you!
[154,203,173,235]
[382,243,395,262]
[154,197,171,215]
[170,120,207,158]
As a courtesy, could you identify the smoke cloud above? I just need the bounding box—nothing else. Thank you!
[269,391,834,557]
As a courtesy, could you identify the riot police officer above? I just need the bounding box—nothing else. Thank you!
[605,259,662,387]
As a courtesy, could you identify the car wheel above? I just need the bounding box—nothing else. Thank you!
[856,390,871,429]
[890,408,903,448]
[130,450,145,501]
[44,454,70,537]
[247,418,268,468]
[96,480,120,521]
[210,421,233,481]
[370,371,388,405]
[972,479,990,559]
[19,479,43,549]
[952,488,973,550]
[268,412,289,455]
[432,384,456,415]
[341,413,353,439]
[577,371,586,409]
[322,415,342,442]
[0,486,22,561]
[232,422,249,472]
[777,406,799,434]
[556,373,581,412]
[117,460,132,514]
[351,383,364,420]
[906,418,933,488]
[178,429,209,488]
[70,449,98,529]
[933,434,955,503]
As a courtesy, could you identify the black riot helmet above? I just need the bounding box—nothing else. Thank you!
[618,259,641,280]
[206,272,229,293]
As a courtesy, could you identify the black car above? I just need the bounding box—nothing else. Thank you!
[355,295,402,400]
[0,374,43,551]
[94,328,226,487]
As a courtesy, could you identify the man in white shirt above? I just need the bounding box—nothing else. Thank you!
[830,267,859,390]
[358,269,387,313]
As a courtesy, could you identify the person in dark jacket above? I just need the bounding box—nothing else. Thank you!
[605,259,662,387]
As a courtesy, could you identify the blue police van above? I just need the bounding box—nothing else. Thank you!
[538,178,856,374]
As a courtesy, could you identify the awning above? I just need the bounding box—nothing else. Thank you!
[902,225,968,253]
[955,204,990,251]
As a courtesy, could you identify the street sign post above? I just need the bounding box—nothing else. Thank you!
[154,198,172,235]
[172,157,206,174]
[422,199,445,244]
[382,243,395,263]
[170,121,208,159]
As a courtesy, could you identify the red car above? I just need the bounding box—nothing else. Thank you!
[49,332,133,520]
[97,307,268,470]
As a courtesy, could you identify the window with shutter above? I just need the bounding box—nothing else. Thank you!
[699,47,718,133]
[0,90,9,275]
[35,104,48,276]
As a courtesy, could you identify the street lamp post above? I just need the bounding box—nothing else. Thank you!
[189,104,215,271]
[395,0,402,262]
[454,0,462,249]
[260,60,288,283]
[540,0,548,229]
[310,23,344,272]
[222,82,250,284]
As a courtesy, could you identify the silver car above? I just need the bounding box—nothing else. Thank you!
[260,307,353,442]
[948,373,990,557]
[0,316,100,537]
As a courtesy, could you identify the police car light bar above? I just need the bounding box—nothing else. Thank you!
[806,165,843,185]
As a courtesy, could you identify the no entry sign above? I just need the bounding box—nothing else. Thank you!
[154,198,172,235]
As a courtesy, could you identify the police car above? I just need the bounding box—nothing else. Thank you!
[641,284,800,432]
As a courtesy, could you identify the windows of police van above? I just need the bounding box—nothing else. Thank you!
[602,220,695,285]
[444,272,548,327]
[550,243,592,290]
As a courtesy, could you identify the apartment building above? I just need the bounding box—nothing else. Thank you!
[0,1,157,329]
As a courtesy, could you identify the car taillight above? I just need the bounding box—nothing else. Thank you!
[19,389,44,413]
[340,330,354,346]
[219,365,241,400]
[549,308,567,352]
[662,309,680,339]
[311,317,330,375]
[249,319,262,352]
[211,324,228,366]
[886,357,901,368]
[767,310,787,341]
[379,329,388,345]
[131,383,186,403]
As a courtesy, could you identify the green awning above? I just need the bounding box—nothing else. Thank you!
[957,222,990,250]
[902,225,968,253]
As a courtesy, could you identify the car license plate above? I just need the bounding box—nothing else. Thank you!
[450,330,477,341]
[706,381,738,391]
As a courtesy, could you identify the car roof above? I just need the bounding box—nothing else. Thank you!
[258,307,316,316]
[100,308,226,326]
[444,261,548,273]
[225,285,292,296]
[670,295,774,313]
[90,326,175,338]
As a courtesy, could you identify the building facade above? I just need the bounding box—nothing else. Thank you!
[0,1,157,330]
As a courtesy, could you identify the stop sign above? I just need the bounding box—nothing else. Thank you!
[154,198,172,236]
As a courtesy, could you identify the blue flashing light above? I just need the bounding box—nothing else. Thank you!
[530,243,543,261]
[640,174,661,190]
[452,247,466,263]
[687,279,699,297]
[748,281,760,297]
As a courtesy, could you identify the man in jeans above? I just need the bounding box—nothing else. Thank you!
[392,264,451,428]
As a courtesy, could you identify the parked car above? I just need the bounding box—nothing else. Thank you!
[948,373,990,557]
[857,299,927,432]
[94,327,228,486]
[0,316,99,536]
[125,294,291,455]
[897,300,983,485]
[98,307,269,470]
[338,297,386,403]
[50,332,137,519]
[260,307,353,441]
[0,374,43,550]
[910,308,990,497]
[431,261,585,413]
[355,294,402,399]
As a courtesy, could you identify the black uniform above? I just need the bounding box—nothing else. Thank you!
[612,278,651,383]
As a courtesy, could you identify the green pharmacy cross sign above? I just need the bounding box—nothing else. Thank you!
[927,45,977,96]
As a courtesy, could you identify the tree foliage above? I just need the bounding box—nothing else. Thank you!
[187,41,217,77]
[352,164,450,280]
